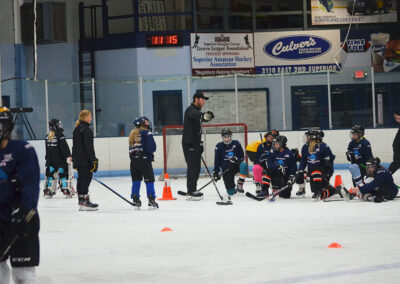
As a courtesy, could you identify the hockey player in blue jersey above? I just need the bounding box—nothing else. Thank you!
[257,135,297,199]
[343,157,398,203]
[0,107,40,283]
[299,129,335,198]
[129,116,158,208]
[44,118,73,198]
[346,125,373,187]
[213,129,247,196]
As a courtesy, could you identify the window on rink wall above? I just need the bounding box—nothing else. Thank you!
[375,83,400,128]
[152,90,183,135]
[291,86,329,130]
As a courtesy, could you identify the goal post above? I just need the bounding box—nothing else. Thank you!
[159,123,248,181]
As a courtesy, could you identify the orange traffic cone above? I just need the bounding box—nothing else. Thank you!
[334,175,343,188]
[161,227,173,232]
[158,173,177,200]
[327,242,343,248]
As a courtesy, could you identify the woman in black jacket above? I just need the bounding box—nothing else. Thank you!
[72,110,98,211]
[44,119,73,198]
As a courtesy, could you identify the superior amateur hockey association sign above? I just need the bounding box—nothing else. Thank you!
[254,30,341,74]
[191,33,254,76]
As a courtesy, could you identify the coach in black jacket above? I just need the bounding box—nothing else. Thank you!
[182,92,214,198]
[72,110,99,210]
[389,112,400,174]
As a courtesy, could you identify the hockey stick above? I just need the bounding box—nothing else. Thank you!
[177,167,234,196]
[201,156,233,205]
[93,177,135,206]
[0,209,36,260]
[245,184,291,202]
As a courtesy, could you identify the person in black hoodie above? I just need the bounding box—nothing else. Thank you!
[72,110,98,211]
[388,112,400,174]
[43,119,73,198]
[182,92,214,200]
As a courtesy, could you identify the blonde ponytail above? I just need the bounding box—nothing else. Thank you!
[128,125,148,146]
[75,109,91,127]
[308,140,317,154]
[47,130,55,140]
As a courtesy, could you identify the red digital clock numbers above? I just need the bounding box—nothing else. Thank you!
[147,34,182,47]
[354,70,367,79]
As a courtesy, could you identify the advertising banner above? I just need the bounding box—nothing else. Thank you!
[311,0,398,25]
[254,30,342,74]
[369,31,400,72]
[190,33,254,76]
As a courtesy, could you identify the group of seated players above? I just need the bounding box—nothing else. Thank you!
[212,126,399,203]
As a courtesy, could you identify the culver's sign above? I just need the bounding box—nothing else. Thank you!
[254,30,341,74]
[264,35,331,60]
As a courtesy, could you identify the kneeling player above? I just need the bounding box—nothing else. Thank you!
[252,129,279,193]
[258,135,297,199]
[213,129,247,195]
[129,116,158,208]
[343,157,398,203]
[0,107,40,284]
[44,119,73,198]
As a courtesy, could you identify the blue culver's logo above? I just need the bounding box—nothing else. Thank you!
[264,35,331,60]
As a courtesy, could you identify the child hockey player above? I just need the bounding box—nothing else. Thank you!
[346,125,373,186]
[213,128,247,195]
[252,129,279,194]
[72,110,98,211]
[344,157,398,203]
[299,129,335,198]
[257,135,297,199]
[0,107,41,284]
[129,116,158,208]
[44,119,73,198]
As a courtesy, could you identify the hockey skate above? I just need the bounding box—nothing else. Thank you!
[78,195,98,211]
[338,186,355,201]
[61,187,73,198]
[132,195,142,208]
[43,188,55,198]
[148,196,159,209]
[256,189,269,198]
[296,185,305,197]
[236,181,244,194]
[186,190,204,201]
[255,182,262,194]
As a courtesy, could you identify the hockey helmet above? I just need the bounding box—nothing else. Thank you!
[49,119,63,132]
[0,107,14,142]
[303,129,318,143]
[317,129,324,141]
[221,128,233,145]
[272,135,287,152]
[366,157,380,175]
[134,116,152,130]
[350,125,365,140]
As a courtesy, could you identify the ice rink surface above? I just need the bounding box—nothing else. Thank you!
[33,170,400,284]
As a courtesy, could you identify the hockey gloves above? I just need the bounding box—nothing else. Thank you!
[90,158,99,173]
[229,156,239,169]
[287,175,295,186]
[201,111,214,122]
[11,207,36,236]
[346,151,355,163]
[213,170,221,181]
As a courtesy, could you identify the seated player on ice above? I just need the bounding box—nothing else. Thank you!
[129,116,158,209]
[213,129,247,196]
[44,119,73,198]
[250,129,279,194]
[299,129,335,198]
[346,125,373,187]
[257,135,297,199]
[342,157,399,203]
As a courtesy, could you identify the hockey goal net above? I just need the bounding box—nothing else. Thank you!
[159,123,248,180]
